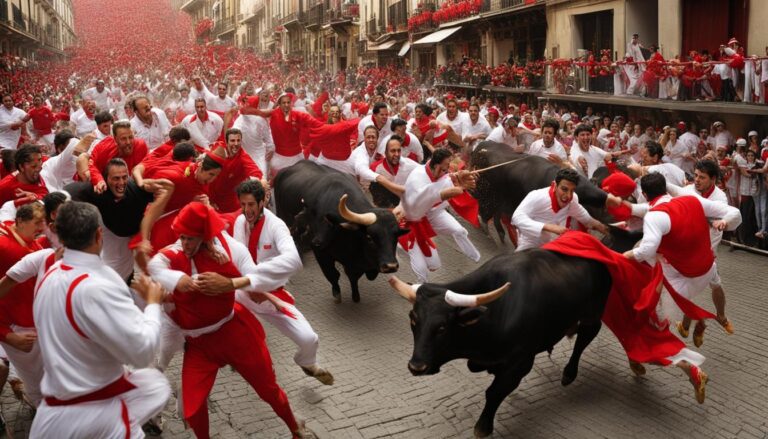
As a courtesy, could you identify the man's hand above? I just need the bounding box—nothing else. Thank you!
[712,219,728,231]
[94,181,107,194]
[193,194,210,206]
[9,122,22,130]
[195,272,234,293]
[76,134,97,154]
[176,275,199,293]
[605,194,623,208]
[5,332,37,353]
[547,154,564,166]
[622,250,635,260]
[131,274,165,305]
[543,224,568,235]
[591,221,609,235]
[578,157,588,173]
[454,170,477,190]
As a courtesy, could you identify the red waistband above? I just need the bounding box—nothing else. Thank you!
[44,375,136,406]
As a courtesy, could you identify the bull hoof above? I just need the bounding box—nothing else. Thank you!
[562,364,577,386]
[332,289,341,304]
[467,361,487,373]
[473,420,493,438]
[352,291,360,303]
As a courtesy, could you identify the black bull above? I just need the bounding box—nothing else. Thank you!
[470,141,610,243]
[389,229,641,438]
[273,160,408,303]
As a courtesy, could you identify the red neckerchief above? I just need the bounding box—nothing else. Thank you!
[549,182,566,213]
[373,117,384,130]
[402,134,411,147]
[190,111,209,123]
[700,184,715,199]
[523,121,536,130]
[382,158,399,176]
[424,161,438,182]
[247,214,266,262]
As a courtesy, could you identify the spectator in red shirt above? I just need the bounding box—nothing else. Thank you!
[0,145,48,206]
[76,120,148,194]
[23,95,55,151]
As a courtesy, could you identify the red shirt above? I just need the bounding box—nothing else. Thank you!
[270,110,324,157]
[651,196,714,278]
[208,148,263,213]
[0,173,49,206]
[0,232,42,339]
[87,137,148,186]
[310,118,360,160]
[146,161,209,212]
[27,106,55,135]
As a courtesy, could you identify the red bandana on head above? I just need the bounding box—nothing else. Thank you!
[172,202,226,241]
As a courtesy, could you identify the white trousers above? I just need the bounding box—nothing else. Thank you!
[101,228,133,282]
[1,328,43,407]
[659,261,720,322]
[236,291,320,367]
[402,244,441,283]
[316,154,355,176]
[427,209,481,262]
[30,368,170,439]
[270,152,302,177]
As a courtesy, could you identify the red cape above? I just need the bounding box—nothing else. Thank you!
[543,232,714,365]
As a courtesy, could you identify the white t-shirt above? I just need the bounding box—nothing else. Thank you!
[0,106,27,149]
[569,144,609,178]
[487,125,518,150]
[528,138,567,161]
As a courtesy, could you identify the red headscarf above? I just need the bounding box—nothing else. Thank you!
[172,202,226,241]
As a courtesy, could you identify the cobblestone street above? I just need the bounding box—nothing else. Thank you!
[3,225,767,438]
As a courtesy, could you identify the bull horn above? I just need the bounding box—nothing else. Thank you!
[388,276,416,303]
[338,194,376,226]
[445,282,511,307]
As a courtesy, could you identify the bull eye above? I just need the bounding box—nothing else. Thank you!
[437,325,446,334]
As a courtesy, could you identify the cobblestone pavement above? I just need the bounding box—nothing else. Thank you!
[2,224,767,438]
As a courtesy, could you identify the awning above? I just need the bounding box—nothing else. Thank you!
[368,40,398,51]
[413,27,461,46]
[398,42,411,57]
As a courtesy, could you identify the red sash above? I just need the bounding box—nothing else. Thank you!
[399,218,437,257]
[45,375,136,406]
[651,197,714,278]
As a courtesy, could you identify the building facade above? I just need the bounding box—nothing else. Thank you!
[0,0,77,60]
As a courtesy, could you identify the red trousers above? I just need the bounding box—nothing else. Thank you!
[182,303,298,438]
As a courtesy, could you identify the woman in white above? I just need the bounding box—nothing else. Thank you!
[661,127,693,173]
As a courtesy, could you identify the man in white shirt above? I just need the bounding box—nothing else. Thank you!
[626,124,648,163]
[206,82,238,115]
[487,115,521,151]
[232,109,274,174]
[462,103,491,152]
[569,124,611,178]
[82,79,112,111]
[377,118,424,163]
[180,98,224,150]
[626,34,646,72]
[512,168,609,251]
[0,94,28,150]
[72,100,97,138]
[130,96,171,150]
[528,118,567,164]
[435,98,469,147]
[232,180,334,385]
[30,201,170,438]
[630,141,687,189]
[188,75,215,103]
[402,148,481,281]
[357,102,394,143]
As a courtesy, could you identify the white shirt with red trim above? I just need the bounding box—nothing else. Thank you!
[232,209,302,292]
[6,247,55,293]
[180,111,223,149]
[33,249,162,400]
[512,186,594,251]
[376,132,423,163]
[357,114,394,144]
[371,156,419,186]
[402,163,453,221]
[131,108,171,150]
[665,183,729,249]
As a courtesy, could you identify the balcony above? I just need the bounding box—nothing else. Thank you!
[281,11,307,28]
[241,1,265,23]
[365,17,378,38]
[180,0,205,13]
[326,3,359,25]
[305,4,324,30]
[213,16,237,37]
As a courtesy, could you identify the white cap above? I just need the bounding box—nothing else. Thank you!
[736,138,747,146]
[748,130,758,137]
[561,113,571,122]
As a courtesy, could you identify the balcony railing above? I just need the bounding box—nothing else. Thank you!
[365,17,378,38]
[281,11,307,27]
[306,4,324,29]
[0,0,7,23]
[213,16,236,36]
[325,3,359,23]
